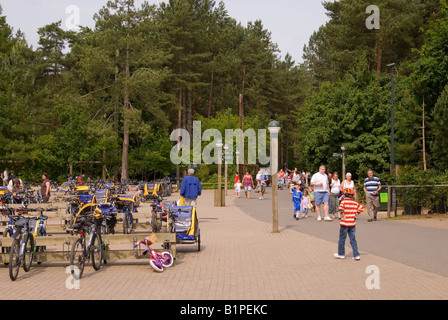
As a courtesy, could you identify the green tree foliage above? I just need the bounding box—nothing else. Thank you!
[432,85,448,168]
[0,0,305,182]
[303,0,442,82]
[298,0,448,179]
[295,55,394,176]
[1,0,448,184]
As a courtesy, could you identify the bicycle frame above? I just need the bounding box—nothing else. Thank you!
[16,224,34,257]
[70,215,105,278]
[112,198,133,234]
[122,202,133,234]
[133,237,173,272]
[1,204,15,238]
[5,215,15,237]
[31,215,46,237]
[76,222,100,258]
[9,214,48,281]
[123,206,133,233]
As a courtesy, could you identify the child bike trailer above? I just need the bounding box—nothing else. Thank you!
[168,206,201,251]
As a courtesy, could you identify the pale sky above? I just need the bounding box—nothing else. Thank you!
[0,0,330,64]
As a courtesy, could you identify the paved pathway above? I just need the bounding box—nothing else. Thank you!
[238,187,448,277]
[0,190,447,301]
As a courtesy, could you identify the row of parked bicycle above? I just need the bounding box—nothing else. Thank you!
[63,179,197,238]
[0,176,199,281]
[0,203,174,280]
[0,205,55,280]
[0,182,44,206]
[54,177,174,200]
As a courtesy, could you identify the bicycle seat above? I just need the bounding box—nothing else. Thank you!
[11,215,25,221]
[72,216,89,230]
[12,216,29,229]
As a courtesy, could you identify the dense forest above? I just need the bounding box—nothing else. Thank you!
[0,0,448,185]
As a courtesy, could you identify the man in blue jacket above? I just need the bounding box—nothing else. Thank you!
[180,169,202,206]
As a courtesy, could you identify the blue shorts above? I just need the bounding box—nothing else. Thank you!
[293,202,301,212]
[244,186,252,192]
[315,192,329,205]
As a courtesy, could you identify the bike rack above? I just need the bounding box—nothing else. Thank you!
[0,233,177,264]
[0,198,178,266]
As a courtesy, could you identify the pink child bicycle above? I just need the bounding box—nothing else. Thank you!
[133,233,174,272]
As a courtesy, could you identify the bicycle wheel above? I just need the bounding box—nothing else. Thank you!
[70,237,85,278]
[122,212,128,234]
[149,258,164,273]
[9,238,21,281]
[68,210,75,232]
[3,229,12,255]
[150,211,159,232]
[36,227,46,265]
[90,233,103,271]
[161,251,174,268]
[123,212,133,234]
[23,234,35,272]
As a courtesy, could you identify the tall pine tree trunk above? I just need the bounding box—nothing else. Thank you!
[187,87,193,135]
[176,65,183,183]
[121,2,132,183]
[375,37,383,75]
[121,41,130,183]
[208,69,214,119]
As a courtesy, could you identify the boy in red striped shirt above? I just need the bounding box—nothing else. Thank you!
[334,188,365,261]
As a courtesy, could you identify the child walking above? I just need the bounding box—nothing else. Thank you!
[234,179,242,198]
[334,188,365,261]
[301,189,311,218]
[291,183,303,220]
[308,186,315,213]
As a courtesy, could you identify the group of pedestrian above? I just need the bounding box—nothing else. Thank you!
[290,166,381,223]
[233,170,268,200]
[178,165,382,262]
[1,168,51,203]
[233,168,311,201]
[287,165,382,261]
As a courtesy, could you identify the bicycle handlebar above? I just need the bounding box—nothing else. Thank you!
[10,215,48,221]
[17,207,57,212]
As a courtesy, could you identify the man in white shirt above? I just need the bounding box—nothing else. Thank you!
[311,165,332,222]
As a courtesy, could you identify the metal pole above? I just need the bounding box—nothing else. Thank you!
[270,128,280,233]
[389,63,396,176]
[387,187,391,219]
[238,94,243,177]
[269,121,281,233]
[226,114,230,197]
[215,140,223,207]
[272,174,278,233]
[218,149,222,206]
[224,160,228,196]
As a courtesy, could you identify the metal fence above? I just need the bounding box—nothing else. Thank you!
[384,184,448,218]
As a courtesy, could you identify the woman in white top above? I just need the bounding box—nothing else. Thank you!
[329,172,341,219]
[340,172,357,201]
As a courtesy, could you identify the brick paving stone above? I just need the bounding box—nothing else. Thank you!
[0,190,447,300]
